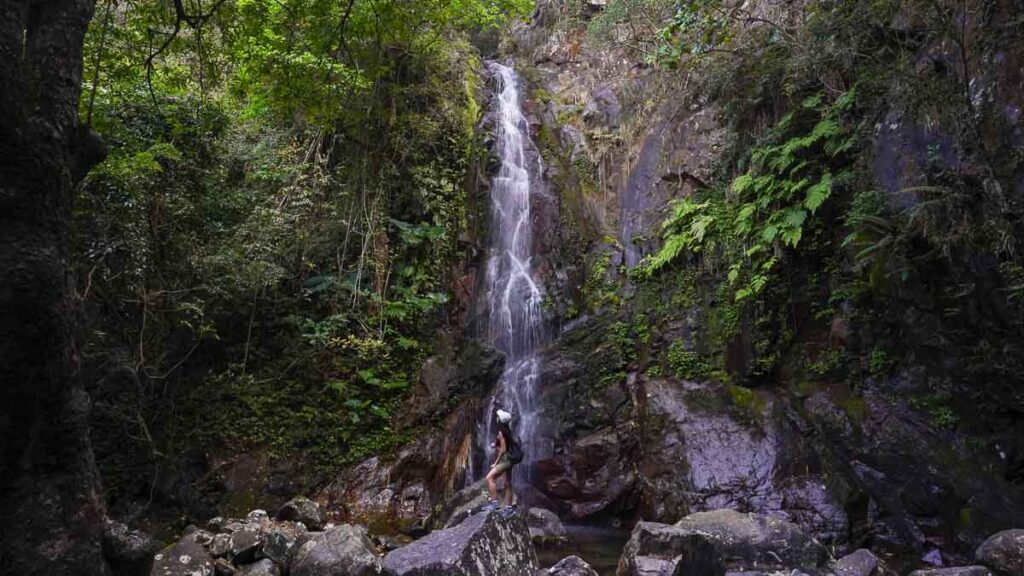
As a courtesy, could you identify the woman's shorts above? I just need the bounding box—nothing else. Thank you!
[491,454,514,475]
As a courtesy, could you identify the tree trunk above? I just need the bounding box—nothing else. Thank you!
[0,0,109,573]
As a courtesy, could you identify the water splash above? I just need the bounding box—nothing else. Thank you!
[477,62,548,486]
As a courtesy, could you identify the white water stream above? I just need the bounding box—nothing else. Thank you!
[478,63,548,486]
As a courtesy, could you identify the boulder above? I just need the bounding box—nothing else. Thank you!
[907,568,993,576]
[103,519,156,576]
[975,529,1024,576]
[151,531,215,576]
[834,549,898,576]
[616,521,725,576]
[237,559,280,576]
[289,524,381,576]
[229,523,263,564]
[277,497,324,531]
[527,507,566,541]
[260,522,308,566]
[209,534,231,557]
[213,558,236,576]
[674,509,827,570]
[432,480,492,529]
[547,555,598,576]
[382,510,537,575]
[247,510,270,524]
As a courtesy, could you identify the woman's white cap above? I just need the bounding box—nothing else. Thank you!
[496,409,512,423]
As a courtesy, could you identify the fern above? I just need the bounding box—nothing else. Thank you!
[642,87,857,301]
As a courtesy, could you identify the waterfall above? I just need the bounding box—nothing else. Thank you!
[477,62,547,488]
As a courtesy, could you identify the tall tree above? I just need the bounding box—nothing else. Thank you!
[0,0,109,572]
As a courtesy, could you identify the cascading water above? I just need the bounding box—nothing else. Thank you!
[477,62,548,487]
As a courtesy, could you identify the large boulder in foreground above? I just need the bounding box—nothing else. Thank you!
[382,511,536,575]
[289,524,381,576]
[975,529,1024,576]
[673,509,827,570]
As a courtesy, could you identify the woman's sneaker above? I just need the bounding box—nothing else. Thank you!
[480,500,500,512]
[499,504,518,518]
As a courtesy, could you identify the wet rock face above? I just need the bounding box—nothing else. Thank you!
[316,341,502,531]
[673,509,827,571]
[289,524,381,576]
[382,511,537,576]
[975,529,1024,576]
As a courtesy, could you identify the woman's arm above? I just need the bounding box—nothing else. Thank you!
[491,431,507,466]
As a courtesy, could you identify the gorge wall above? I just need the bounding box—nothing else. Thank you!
[318,0,1024,569]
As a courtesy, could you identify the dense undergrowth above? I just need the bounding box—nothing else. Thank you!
[76,0,530,517]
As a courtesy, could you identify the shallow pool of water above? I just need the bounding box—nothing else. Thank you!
[536,524,631,576]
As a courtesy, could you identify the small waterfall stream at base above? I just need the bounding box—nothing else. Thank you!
[475,62,549,489]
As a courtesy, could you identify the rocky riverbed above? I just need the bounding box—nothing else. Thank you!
[138,490,1023,576]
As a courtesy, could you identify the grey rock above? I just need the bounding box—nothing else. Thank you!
[289,524,381,576]
[547,555,598,576]
[674,509,828,570]
[209,534,231,558]
[277,497,324,531]
[247,510,270,524]
[617,521,725,576]
[151,533,215,576]
[834,549,897,576]
[434,480,491,529]
[907,567,993,576]
[527,508,566,538]
[207,517,229,533]
[383,511,537,575]
[237,559,280,576]
[103,520,155,576]
[213,558,236,576]
[229,524,263,564]
[260,522,308,566]
[975,529,1024,576]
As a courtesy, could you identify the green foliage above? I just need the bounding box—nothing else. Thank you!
[726,384,764,421]
[641,88,857,303]
[667,341,710,380]
[868,347,890,375]
[587,0,675,56]
[808,348,843,378]
[78,0,529,498]
[909,396,959,429]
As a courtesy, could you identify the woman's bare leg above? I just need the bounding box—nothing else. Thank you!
[503,471,514,505]
[485,467,500,501]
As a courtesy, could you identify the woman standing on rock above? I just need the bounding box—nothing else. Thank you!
[483,409,523,513]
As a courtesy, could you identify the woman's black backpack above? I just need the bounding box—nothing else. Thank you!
[507,434,524,464]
